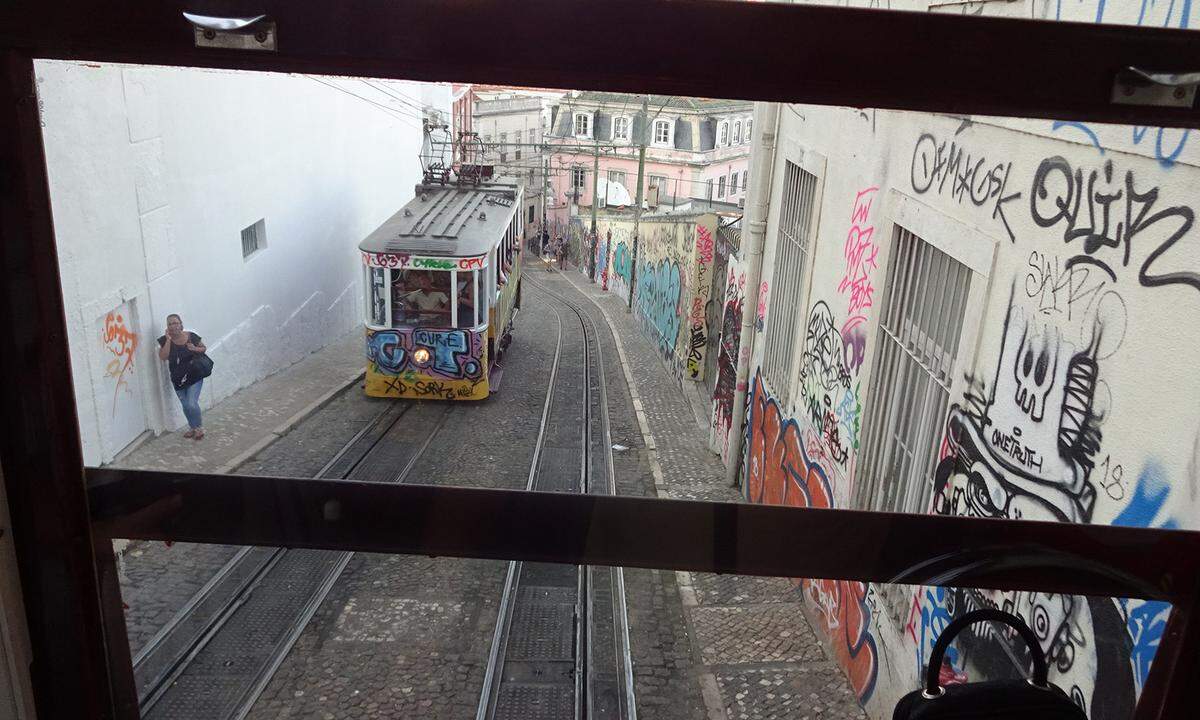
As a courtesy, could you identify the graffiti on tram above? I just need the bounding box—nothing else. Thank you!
[366,326,487,399]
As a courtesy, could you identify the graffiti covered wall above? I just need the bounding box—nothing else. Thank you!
[709,255,747,460]
[365,326,488,400]
[743,12,1200,714]
[592,213,720,381]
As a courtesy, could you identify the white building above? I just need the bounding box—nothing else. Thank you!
[38,61,449,465]
[458,85,564,241]
[713,2,1200,718]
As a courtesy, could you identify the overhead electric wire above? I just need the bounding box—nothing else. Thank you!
[360,79,429,115]
[306,76,421,129]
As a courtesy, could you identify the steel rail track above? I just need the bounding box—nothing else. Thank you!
[134,387,457,719]
[477,275,636,720]
[534,278,637,720]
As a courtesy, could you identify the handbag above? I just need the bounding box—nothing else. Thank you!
[892,607,1086,720]
[189,352,215,381]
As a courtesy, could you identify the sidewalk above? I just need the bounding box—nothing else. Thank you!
[112,329,367,654]
[553,266,865,720]
[111,329,365,474]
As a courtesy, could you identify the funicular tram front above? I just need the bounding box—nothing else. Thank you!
[360,176,523,400]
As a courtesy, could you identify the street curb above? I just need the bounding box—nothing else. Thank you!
[213,369,365,475]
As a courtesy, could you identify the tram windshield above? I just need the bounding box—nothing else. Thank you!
[366,267,478,329]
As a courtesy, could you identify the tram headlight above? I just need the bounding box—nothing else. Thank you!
[412,347,431,366]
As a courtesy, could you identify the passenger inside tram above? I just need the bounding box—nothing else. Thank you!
[392,270,450,326]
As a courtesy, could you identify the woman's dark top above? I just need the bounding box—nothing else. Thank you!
[157,332,203,390]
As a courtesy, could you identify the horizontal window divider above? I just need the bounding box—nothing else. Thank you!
[4,1,1200,129]
[87,467,1199,604]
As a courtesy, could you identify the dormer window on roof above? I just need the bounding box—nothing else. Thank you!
[573,111,593,139]
[653,119,672,147]
[613,116,630,143]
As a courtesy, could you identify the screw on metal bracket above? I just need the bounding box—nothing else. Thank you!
[183,12,277,52]
[1112,66,1200,108]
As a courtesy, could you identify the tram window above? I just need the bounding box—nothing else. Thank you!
[366,267,388,327]
[390,269,452,328]
[455,270,479,328]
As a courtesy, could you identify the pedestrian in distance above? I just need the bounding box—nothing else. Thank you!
[157,313,211,440]
[555,234,567,270]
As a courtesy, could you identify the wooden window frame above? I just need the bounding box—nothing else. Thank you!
[2,2,1200,719]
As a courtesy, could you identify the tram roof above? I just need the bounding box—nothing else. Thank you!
[359,178,521,258]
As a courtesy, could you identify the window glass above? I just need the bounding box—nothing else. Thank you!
[654,119,670,144]
[456,269,478,328]
[614,116,629,141]
[367,266,388,326]
[390,269,453,328]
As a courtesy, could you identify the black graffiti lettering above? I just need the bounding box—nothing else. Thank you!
[1032,156,1200,294]
[1025,251,1109,321]
[910,132,1021,242]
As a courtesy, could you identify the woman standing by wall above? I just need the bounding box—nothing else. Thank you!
[157,313,208,440]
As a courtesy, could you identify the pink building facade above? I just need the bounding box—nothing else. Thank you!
[545,92,752,229]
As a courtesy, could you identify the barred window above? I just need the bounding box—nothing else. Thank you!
[856,226,973,517]
[761,161,818,407]
[241,219,265,259]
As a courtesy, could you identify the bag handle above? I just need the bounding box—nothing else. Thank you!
[924,607,1049,697]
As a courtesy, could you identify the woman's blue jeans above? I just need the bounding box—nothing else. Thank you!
[175,379,204,429]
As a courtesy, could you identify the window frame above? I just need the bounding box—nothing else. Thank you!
[613,115,630,142]
[652,118,671,146]
[4,3,1200,719]
[573,111,592,139]
[760,143,826,412]
[240,218,266,259]
[733,119,742,145]
[718,119,729,146]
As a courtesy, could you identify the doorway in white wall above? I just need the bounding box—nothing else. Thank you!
[93,299,148,460]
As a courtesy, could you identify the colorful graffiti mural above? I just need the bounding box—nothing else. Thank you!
[365,326,486,400]
[746,373,878,703]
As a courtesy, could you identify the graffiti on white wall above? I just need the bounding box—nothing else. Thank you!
[101,309,139,417]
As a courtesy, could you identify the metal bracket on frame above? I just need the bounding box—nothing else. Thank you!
[182,12,277,52]
[1112,66,1199,108]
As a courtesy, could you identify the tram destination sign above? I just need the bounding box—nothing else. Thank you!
[362,251,488,271]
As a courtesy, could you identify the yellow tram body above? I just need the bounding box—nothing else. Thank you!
[360,177,523,400]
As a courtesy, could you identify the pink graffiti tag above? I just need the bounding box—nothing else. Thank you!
[755,281,769,331]
[695,225,715,265]
[102,311,139,416]
[837,187,880,335]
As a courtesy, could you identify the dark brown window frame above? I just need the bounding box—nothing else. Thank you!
[1,2,1199,719]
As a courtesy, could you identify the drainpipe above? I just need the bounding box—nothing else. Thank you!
[724,102,780,488]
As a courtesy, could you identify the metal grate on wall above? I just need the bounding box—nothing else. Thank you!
[855,226,972,628]
[856,226,972,518]
[761,161,818,408]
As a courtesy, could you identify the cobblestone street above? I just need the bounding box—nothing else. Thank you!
[552,267,865,720]
[112,261,864,720]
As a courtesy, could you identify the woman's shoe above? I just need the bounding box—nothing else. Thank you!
[193,428,205,440]
[183,429,196,438]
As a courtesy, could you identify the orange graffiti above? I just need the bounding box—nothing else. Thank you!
[102,311,139,415]
[746,373,878,702]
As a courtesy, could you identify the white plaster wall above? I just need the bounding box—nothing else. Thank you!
[744,99,1200,720]
[741,5,1200,717]
[38,61,448,464]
